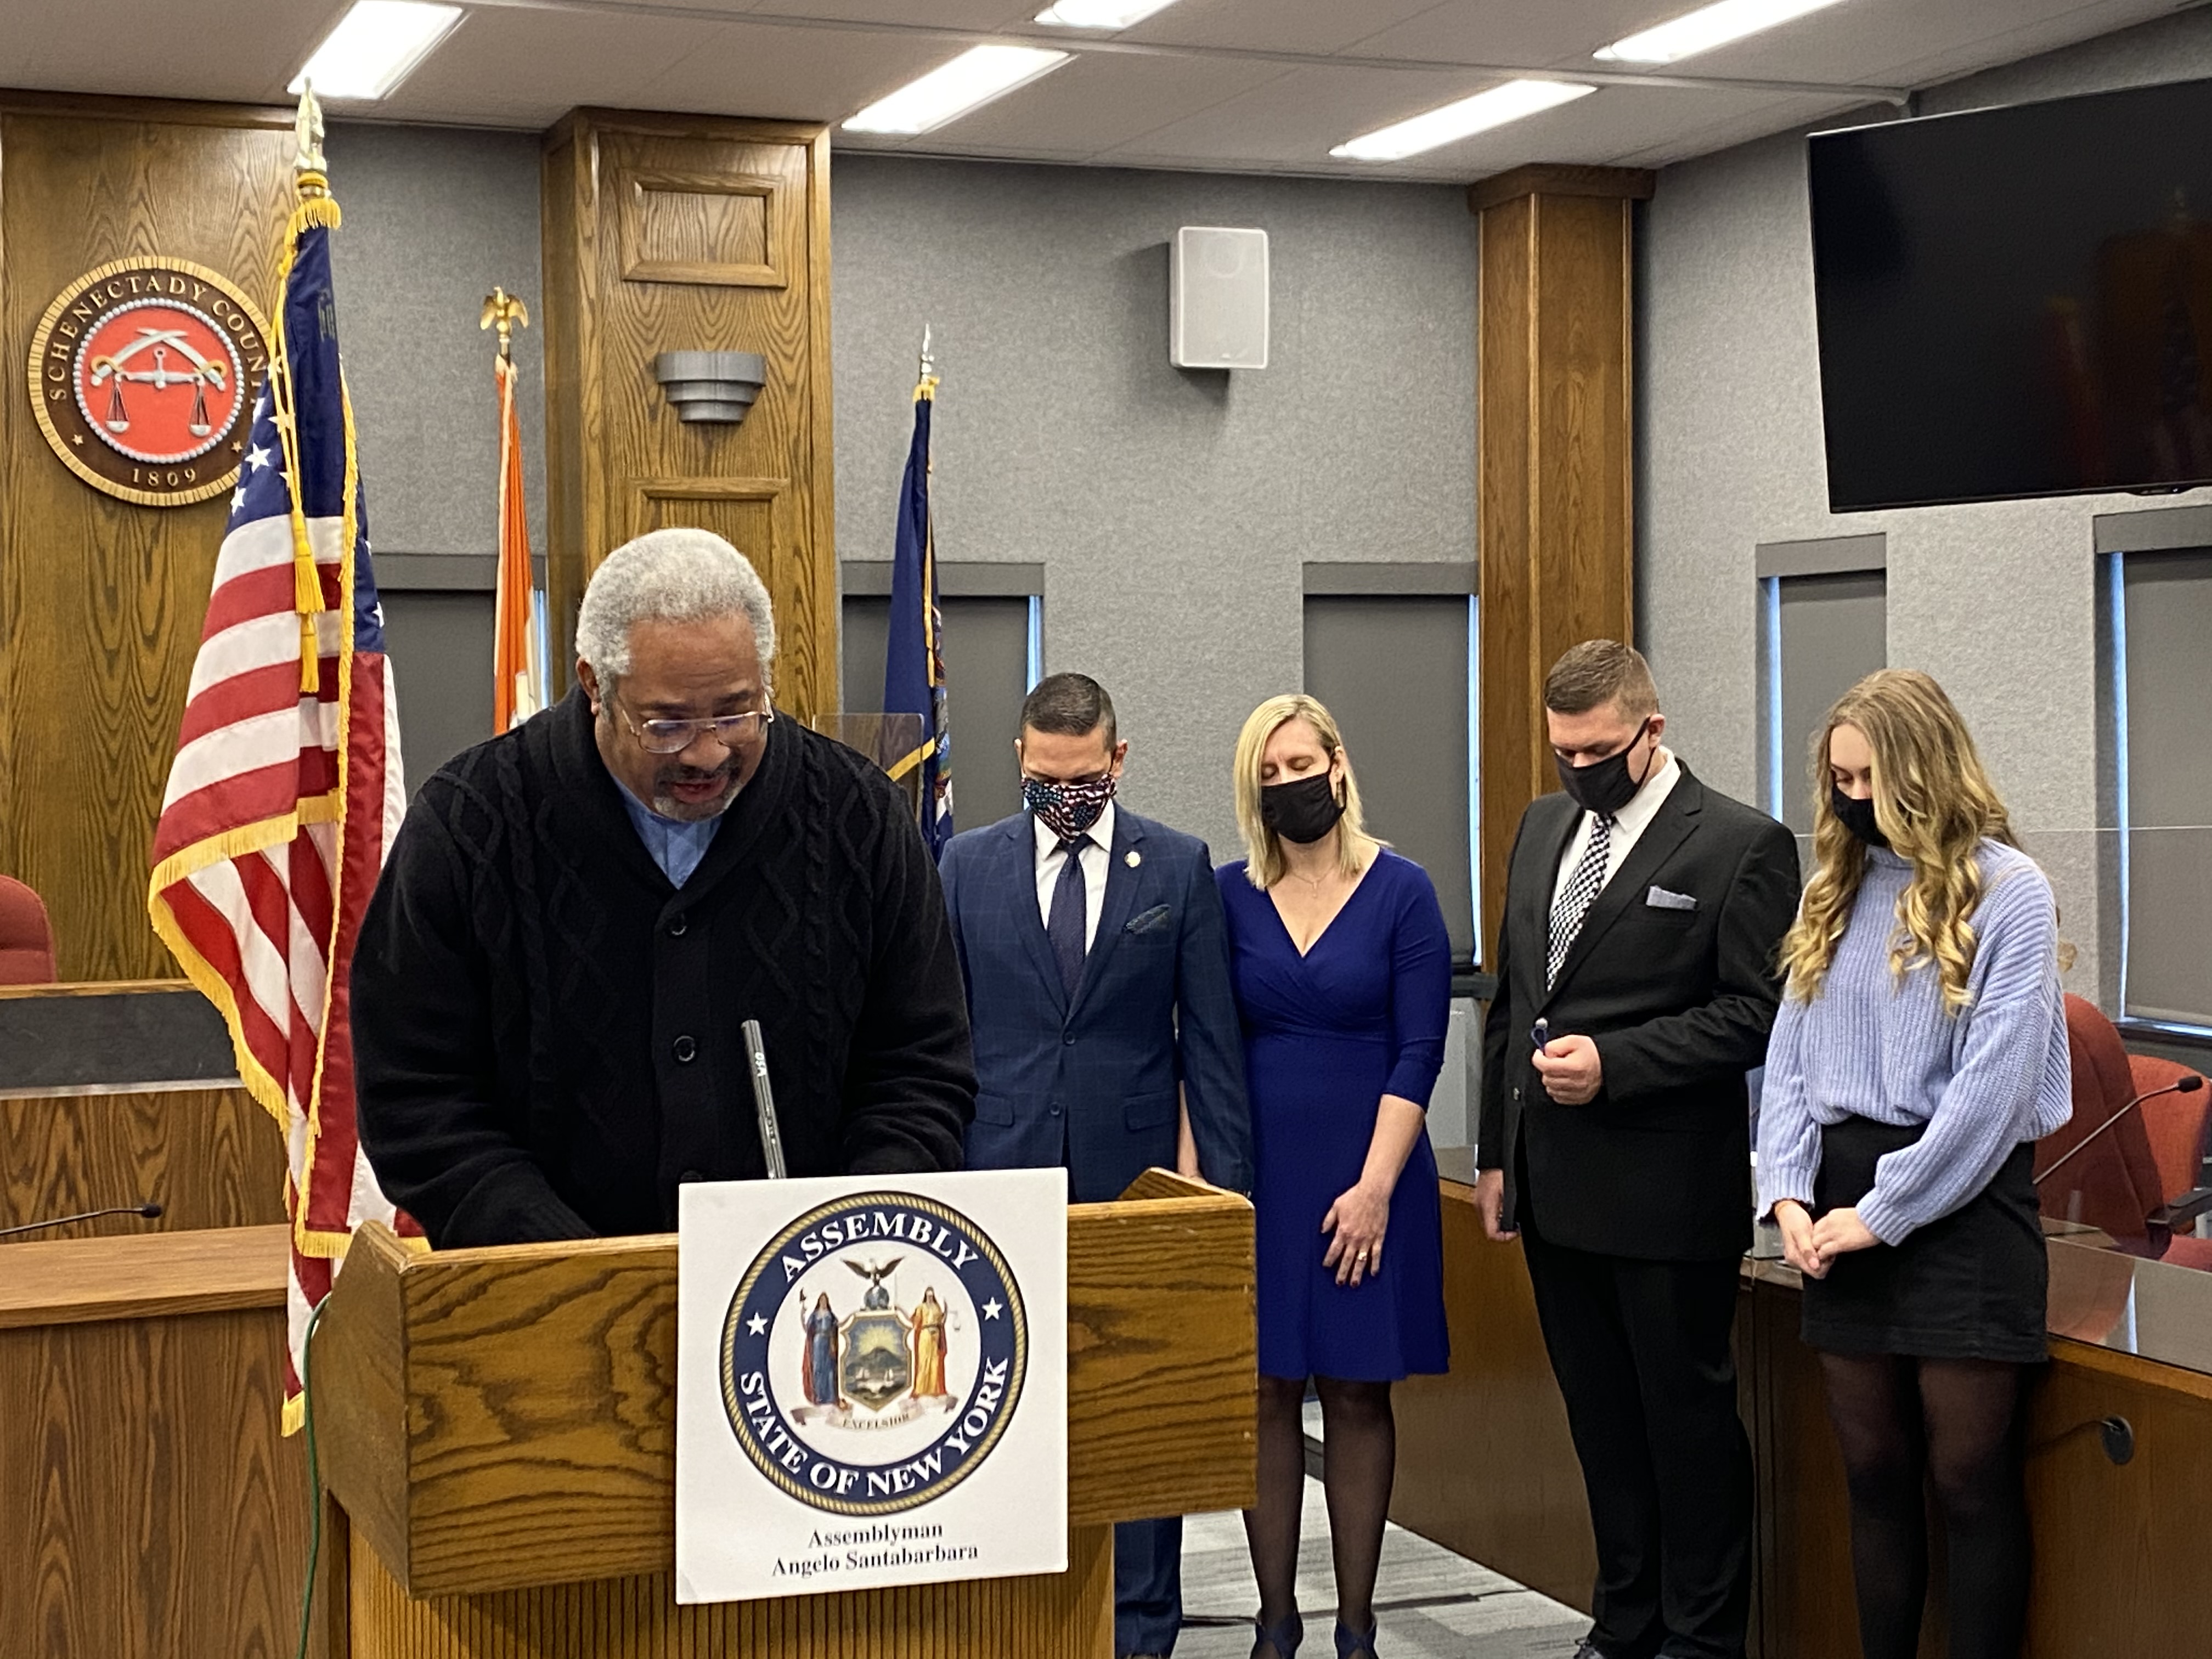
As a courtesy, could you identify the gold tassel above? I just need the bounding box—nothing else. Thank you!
[295,547,322,694]
[289,183,342,236]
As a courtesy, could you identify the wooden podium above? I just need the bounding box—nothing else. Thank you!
[310,1171,1255,1658]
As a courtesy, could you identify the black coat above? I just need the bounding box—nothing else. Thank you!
[1478,764,1801,1261]
[352,688,976,1246]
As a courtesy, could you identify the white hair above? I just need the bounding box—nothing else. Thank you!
[575,528,777,679]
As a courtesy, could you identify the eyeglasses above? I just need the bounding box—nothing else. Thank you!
[615,697,775,755]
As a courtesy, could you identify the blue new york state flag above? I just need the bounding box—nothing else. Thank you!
[883,371,952,856]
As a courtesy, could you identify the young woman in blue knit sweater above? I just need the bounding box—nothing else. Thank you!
[1757,669,2071,1659]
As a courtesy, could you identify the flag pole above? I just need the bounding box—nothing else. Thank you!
[274,84,339,695]
[483,287,543,729]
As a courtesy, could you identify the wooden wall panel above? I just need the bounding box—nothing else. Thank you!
[0,1082,284,1237]
[344,1524,1115,1659]
[541,111,835,718]
[0,1229,307,1659]
[1390,1178,1596,1609]
[0,95,297,981]
[1471,166,1651,955]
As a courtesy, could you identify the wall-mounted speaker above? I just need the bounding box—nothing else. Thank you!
[1170,226,1268,370]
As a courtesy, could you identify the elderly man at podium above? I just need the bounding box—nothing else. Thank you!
[352,528,975,1246]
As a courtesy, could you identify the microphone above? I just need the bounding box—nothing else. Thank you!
[0,1202,164,1240]
[743,1018,788,1180]
[2037,1074,2206,1187]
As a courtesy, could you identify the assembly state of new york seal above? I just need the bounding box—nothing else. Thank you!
[26,258,273,508]
[720,1190,1028,1517]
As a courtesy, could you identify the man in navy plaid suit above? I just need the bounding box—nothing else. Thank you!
[939,672,1252,1659]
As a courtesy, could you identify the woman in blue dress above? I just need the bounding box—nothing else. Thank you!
[1218,694,1451,1659]
[802,1291,840,1408]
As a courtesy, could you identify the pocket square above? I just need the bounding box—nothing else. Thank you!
[1126,904,1172,934]
[1646,885,1699,912]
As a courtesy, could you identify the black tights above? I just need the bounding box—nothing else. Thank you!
[1245,1374,1395,1637]
[1820,1354,2031,1659]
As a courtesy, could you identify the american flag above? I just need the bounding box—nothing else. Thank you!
[146,204,417,1429]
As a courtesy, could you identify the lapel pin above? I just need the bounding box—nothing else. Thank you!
[1126,849,1142,868]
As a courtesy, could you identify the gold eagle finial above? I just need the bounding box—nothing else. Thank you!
[481,287,531,362]
[292,83,328,180]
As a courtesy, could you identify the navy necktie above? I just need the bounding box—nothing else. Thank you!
[1047,835,1093,998]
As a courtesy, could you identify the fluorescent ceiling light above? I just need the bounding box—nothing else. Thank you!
[843,46,1071,135]
[1330,80,1595,162]
[1595,0,1849,65]
[287,0,462,100]
[1034,0,1180,27]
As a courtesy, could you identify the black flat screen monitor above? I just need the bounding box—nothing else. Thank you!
[1810,76,2212,512]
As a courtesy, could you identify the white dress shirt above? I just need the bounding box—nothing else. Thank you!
[1033,800,1115,952]
[1549,749,1683,909]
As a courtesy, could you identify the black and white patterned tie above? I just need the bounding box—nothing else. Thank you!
[1547,814,1616,989]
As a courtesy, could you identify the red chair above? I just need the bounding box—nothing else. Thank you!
[2131,1051,2212,1269]
[0,874,57,985]
[2038,995,2212,1264]
[2132,1053,2212,1199]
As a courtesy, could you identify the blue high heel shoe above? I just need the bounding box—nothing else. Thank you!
[1250,1610,1303,1658]
[1334,1617,1379,1659]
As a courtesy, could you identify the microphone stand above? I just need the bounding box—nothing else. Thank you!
[0,1202,163,1240]
[2036,1074,2207,1188]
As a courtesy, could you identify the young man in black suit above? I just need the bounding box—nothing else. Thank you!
[1476,640,1800,1659]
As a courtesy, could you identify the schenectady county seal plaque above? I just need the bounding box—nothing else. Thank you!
[720,1190,1028,1517]
[26,258,273,507]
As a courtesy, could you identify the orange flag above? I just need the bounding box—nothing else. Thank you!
[491,344,543,731]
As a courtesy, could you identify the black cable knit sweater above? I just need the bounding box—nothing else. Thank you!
[351,687,975,1246]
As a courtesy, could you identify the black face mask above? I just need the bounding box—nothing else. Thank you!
[1261,774,1346,845]
[1555,720,1654,818]
[1830,785,1889,850]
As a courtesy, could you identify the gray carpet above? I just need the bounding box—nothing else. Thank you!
[1171,1477,1590,1659]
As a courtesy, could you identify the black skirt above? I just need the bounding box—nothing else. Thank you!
[1799,1115,2049,1364]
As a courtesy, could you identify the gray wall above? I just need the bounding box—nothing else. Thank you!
[326,122,548,563]
[323,122,549,784]
[1638,6,2212,1008]
[832,156,1477,856]
[324,138,1477,835]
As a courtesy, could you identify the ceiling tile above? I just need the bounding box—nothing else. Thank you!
[4,0,343,103]
[737,0,1036,25]
[921,49,1289,155]
[375,8,719,125]
[1348,0,1687,71]
[1096,64,1573,170]
[853,137,1102,162]
[1117,0,1449,57]
[1814,0,2175,87]
[637,21,955,123]
[0,0,2195,182]
[1103,75,1821,180]
[1553,0,2172,88]
[1607,91,1864,167]
[571,0,1032,20]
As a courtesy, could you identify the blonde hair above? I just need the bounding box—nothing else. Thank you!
[1779,669,2019,1012]
[1232,695,1377,888]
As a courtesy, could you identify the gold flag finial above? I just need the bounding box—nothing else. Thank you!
[292,83,329,195]
[481,287,531,363]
